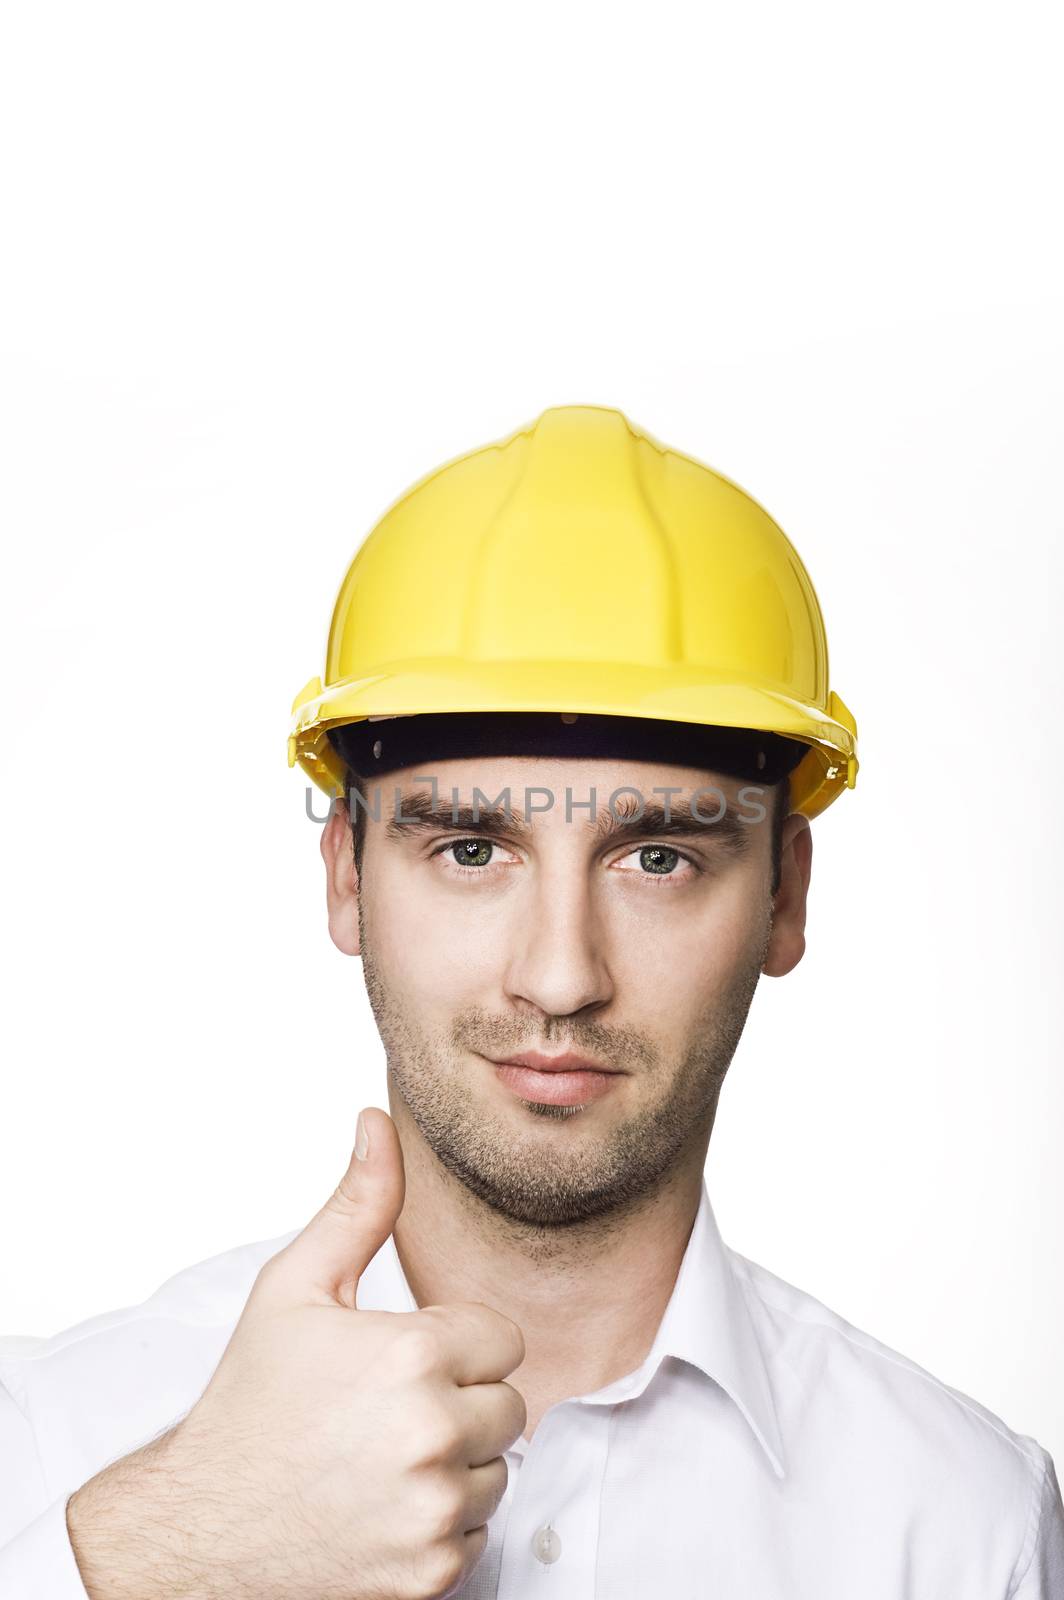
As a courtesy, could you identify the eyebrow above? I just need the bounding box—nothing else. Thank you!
[595,799,756,857]
[381,793,526,844]
[379,789,758,858]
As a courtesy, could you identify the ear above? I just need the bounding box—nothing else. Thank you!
[762,814,812,977]
[320,799,362,957]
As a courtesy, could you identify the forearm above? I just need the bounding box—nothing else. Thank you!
[65,1427,214,1600]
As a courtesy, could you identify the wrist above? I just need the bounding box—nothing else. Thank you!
[66,1427,204,1600]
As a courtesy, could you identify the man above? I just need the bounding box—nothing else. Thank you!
[1,406,1060,1597]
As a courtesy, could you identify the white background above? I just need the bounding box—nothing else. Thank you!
[1,3,1061,1473]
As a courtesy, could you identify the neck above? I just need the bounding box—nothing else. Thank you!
[388,1088,709,1440]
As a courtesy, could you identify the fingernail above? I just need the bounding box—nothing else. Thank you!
[354,1110,370,1161]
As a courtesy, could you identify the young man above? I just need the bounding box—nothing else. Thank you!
[2,407,1060,1597]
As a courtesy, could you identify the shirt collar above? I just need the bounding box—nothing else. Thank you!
[570,1178,787,1480]
[355,1177,786,1481]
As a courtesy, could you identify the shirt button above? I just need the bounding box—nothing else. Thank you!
[531,1524,562,1564]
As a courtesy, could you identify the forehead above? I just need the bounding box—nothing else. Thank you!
[380,753,754,809]
[354,754,775,859]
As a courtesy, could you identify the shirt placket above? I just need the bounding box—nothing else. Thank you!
[495,1399,614,1599]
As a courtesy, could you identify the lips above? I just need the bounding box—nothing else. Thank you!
[489,1051,622,1106]
[493,1051,618,1074]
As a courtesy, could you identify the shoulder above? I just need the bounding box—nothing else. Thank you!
[0,1227,300,1509]
[729,1244,1042,1459]
[727,1245,1057,1586]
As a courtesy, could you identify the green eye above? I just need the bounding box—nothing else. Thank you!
[639,845,680,875]
[451,839,494,868]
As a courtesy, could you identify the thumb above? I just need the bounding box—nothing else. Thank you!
[260,1107,406,1310]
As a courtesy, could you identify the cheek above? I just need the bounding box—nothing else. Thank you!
[616,876,766,986]
[365,865,506,1000]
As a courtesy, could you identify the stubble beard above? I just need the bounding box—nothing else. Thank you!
[357,895,770,1230]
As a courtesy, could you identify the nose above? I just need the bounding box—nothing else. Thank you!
[502,865,614,1021]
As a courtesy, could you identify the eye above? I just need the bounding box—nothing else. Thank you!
[448,839,493,871]
[432,838,520,876]
[612,844,697,884]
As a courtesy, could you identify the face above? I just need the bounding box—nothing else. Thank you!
[321,755,812,1227]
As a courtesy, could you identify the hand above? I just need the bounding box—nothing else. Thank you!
[67,1108,526,1600]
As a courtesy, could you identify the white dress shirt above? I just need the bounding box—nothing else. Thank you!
[1,1179,1061,1598]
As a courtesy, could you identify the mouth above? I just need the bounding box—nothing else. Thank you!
[487,1051,623,1108]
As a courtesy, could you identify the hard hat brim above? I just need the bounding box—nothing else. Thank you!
[289,658,858,821]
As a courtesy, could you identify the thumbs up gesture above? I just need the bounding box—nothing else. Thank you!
[66,1108,527,1600]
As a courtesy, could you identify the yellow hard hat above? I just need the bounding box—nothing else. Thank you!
[289,405,858,820]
